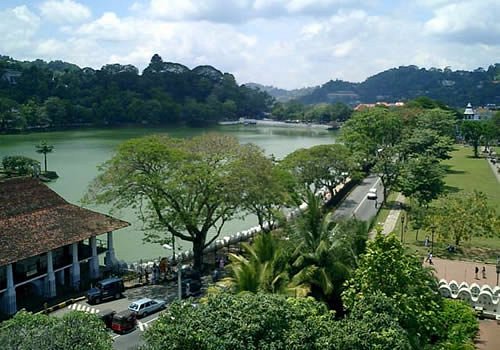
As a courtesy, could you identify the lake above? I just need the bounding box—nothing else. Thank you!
[0,125,338,263]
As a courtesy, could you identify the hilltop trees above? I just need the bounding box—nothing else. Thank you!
[0,54,272,132]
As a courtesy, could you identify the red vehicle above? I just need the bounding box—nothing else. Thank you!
[111,310,137,334]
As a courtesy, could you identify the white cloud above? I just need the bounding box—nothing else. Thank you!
[39,0,91,23]
[0,6,40,52]
[424,1,500,44]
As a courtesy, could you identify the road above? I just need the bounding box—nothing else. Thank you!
[53,283,179,350]
[331,174,383,222]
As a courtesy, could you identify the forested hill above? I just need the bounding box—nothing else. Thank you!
[245,83,316,103]
[297,64,500,107]
[0,54,272,132]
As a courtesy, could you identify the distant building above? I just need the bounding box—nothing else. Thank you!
[463,103,480,120]
[0,177,129,316]
[354,101,405,111]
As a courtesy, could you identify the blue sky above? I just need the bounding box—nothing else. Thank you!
[1,0,499,89]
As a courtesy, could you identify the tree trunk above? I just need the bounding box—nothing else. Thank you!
[44,153,48,172]
[192,236,205,272]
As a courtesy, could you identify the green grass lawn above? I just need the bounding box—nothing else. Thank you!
[442,145,500,211]
[377,145,500,263]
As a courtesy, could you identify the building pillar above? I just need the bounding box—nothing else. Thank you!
[89,236,100,279]
[2,264,17,315]
[70,242,80,290]
[105,231,118,269]
[57,269,65,286]
[45,251,56,298]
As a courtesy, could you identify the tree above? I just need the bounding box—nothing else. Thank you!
[288,191,352,312]
[36,140,54,173]
[398,156,446,206]
[2,155,40,176]
[373,145,402,202]
[280,144,358,201]
[461,120,485,158]
[343,234,442,348]
[230,148,292,232]
[0,310,112,350]
[226,232,306,295]
[399,128,454,161]
[340,107,403,167]
[427,191,500,246]
[85,134,272,271]
[142,293,337,350]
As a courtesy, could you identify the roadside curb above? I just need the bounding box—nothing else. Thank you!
[38,296,87,314]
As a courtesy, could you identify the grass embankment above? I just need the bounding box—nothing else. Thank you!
[375,145,500,263]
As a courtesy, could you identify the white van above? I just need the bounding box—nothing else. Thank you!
[367,188,377,200]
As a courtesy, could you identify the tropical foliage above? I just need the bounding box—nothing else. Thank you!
[0,310,112,350]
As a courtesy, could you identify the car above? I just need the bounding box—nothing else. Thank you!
[111,310,136,334]
[87,277,124,304]
[128,298,167,317]
[97,309,116,329]
[367,188,377,200]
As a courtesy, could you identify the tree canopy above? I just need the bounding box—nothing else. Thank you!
[84,133,288,271]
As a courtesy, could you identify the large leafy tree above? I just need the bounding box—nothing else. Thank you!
[231,149,292,232]
[427,191,500,246]
[343,234,442,348]
[398,156,446,207]
[0,310,112,350]
[340,107,403,167]
[280,143,358,201]
[142,292,336,350]
[85,134,277,271]
[461,120,485,158]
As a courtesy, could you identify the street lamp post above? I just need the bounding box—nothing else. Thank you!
[162,242,182,300]
[431,226,435,255]
[496,256,500,287]
[400,213,405,243]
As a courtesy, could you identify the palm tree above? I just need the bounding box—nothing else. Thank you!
[289,190,352,311]
[226,232,308,296]
[35,141,54,173]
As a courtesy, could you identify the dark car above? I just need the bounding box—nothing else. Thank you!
[111,310,136,334]
[87,277,124,305]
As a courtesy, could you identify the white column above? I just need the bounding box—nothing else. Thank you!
[89,236,99,279]
[70,242,81,290]
[45,251,56,298]
[2,264,17,315]
[105,232,118,269]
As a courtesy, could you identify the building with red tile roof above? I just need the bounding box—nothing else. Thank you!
[0,177,129,315]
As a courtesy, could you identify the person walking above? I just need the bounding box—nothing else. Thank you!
[425,251,433,265]
[475,266,479,279]
[482,266,486,279]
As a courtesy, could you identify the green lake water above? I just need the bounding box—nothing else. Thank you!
[0,125,338,263]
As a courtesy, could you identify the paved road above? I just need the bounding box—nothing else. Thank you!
[53,283,179,350]
[331,174,383,222]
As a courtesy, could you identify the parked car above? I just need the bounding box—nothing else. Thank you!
[87,277,124,305]
[367,188,377,200]
[128,298,167,317]
[97,309,116,329]
[111,310,136,334]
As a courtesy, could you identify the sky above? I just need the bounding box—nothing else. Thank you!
[0,0,499,89]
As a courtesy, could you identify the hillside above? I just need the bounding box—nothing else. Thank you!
[295,64,500,107]
[245,82,316,102]
[0,54,272,132]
